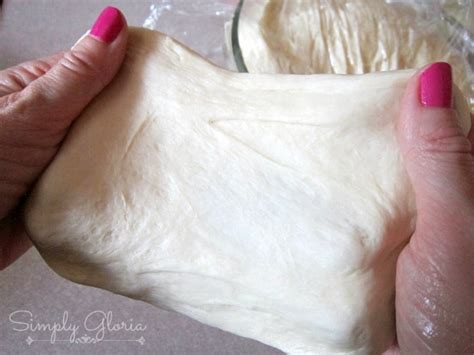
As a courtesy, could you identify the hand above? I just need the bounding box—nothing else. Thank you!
[394,63,474,353]
[0,7,128,270]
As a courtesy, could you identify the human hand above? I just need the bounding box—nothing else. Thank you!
[0,7,128,270]
[394,63,474,353]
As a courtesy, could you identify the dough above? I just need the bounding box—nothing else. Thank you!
[25,28,471,354]
[236,0,471,106]
[238,0,457,74]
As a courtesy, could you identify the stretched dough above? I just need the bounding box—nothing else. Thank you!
[25,28,471,354]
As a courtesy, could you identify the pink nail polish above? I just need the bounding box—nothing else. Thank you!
[90,7,124,44]
[419,62,452,108]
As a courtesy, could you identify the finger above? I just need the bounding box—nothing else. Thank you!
[0,7,128,219]
[397,62,474,217]
[0,53,64,97]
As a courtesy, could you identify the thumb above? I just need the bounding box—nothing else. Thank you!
[395,63,474,353]
[8,6,127,134]
[398,62,474,217]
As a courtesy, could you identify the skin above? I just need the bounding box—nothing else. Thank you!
[392,70,474,353]
[0,12,128,269]
[0,9,472,353]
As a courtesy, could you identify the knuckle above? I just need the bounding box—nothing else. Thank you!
[420,125,472,155]
[0,91,22,111]
[60,50,106,87]
[0,89,66,146]
[0,68,30,93]
[0,62,55,98]
[405,124,474,176]
[29,59,55,76]
[0,87,41,122]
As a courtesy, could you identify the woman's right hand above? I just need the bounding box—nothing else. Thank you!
[394,62,474,353]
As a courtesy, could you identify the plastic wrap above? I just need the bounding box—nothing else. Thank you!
[143,0,238,69]
[144,0,473,109]
[386,0,473,108]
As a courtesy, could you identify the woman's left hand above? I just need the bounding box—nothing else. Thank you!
[0,7,128,269]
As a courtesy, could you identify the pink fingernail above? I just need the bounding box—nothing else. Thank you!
[90,7,124,44]
[419,62,452,108]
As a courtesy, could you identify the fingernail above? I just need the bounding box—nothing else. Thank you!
[90,7,124,44]
[419,62,452,108]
